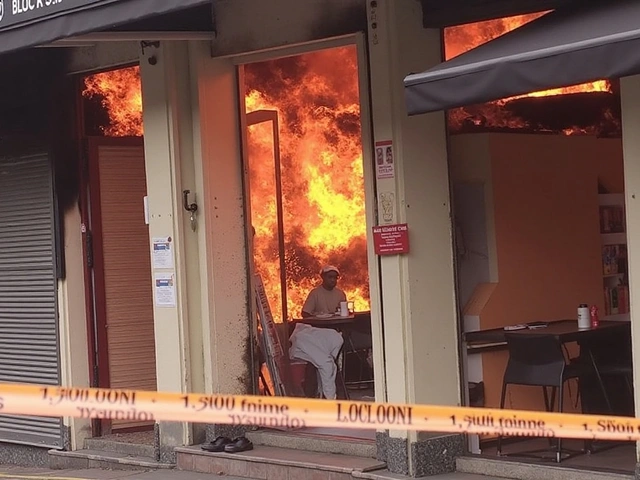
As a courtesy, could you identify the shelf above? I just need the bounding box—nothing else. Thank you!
[603,313,631,322]
[601,232,627,245]
[598,193,625,206]
[603,273,625,278]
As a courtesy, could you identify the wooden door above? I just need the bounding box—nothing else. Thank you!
[88,137,157,433]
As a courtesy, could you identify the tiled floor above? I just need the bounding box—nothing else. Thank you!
[482,438,636,473]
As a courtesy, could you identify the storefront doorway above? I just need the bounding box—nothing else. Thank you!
[238,40,378,441]
[446,13,636,476]
[80,66,157,435]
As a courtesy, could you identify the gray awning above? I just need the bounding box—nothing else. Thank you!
[0,0,211,55]
[404,0,640,115]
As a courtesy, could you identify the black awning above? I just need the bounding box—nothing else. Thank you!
[0,0,212,55]
[404,0,640,115]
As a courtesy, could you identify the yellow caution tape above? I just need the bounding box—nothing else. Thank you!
[0,383,638,442]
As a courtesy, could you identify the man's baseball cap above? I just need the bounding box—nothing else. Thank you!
[320,265,340,276]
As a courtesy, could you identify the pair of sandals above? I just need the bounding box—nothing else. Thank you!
[201,435,254,453]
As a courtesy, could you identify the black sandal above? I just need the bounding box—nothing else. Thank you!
[224,436,254,453]
[201,436,232,452]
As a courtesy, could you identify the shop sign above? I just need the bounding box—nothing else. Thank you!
[373,223,410,255]
[0,0,108,30]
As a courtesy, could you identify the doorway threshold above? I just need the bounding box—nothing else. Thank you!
[246,427,377,458]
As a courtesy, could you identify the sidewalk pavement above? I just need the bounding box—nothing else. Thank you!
[0,466,505,480]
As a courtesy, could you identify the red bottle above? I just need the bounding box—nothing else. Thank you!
[590,305,599,328]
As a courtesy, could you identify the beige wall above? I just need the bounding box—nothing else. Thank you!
[620,75,640,462]
[367,1,459,464]
[58,205,91,450]
[139,41,201,447]
[189,43,253,396]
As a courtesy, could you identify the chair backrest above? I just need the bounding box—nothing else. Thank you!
[503,333,566,387]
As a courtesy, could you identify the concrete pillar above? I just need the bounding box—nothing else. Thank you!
[188,42,253,439]
[620,75,640,474]
[367,0,461,476]
[139,41,195,460]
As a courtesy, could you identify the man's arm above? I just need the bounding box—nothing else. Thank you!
[301,290,316,318]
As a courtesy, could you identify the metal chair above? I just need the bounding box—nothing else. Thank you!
[497,333,591,463]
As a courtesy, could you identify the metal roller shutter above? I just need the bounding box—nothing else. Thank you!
[0,152,62,448]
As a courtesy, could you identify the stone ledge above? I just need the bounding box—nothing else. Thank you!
[48,449,175,471]
[176,445,385,473]
[457,455,633,480]
[246,429,377,458]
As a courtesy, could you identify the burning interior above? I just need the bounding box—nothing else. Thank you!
[81,52,371,325]
[445,13,621,137]
[244,46,370,323]
[79,13,624,317]
[82,66,144,137]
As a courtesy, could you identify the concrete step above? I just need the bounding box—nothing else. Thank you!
[456,456,633,480]
[48,449,174,471]
[246,429,377,458]
[83,437,156,458]
[176,444,386,480]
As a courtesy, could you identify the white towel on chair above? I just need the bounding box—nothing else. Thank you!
[289,323,343,399]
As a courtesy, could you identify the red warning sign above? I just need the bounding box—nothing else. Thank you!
[373,223,410,255]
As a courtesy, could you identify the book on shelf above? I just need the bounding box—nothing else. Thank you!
[602,244,627,275]
[604,284,630,316]
[600,205,625,234]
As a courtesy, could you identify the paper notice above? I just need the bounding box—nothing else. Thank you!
[154,273,176,308]
[152,237,174,269]
[375,140,395,179]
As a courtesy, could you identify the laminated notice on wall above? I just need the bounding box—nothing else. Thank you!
[154,273,177,308]
[375,140,395,179]
[152,237,174,269]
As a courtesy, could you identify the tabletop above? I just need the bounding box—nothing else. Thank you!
[464,319,631,348]
[291,311,371,329]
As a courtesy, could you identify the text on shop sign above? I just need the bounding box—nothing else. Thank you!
[372,223,409,255]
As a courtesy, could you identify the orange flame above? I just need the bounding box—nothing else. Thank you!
[445,12,611,102]
[244,45,370,322]
[83,66,144,137]
[79,54,371,323]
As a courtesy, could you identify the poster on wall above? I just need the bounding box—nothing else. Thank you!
[152,237,174,269]
[154,273,177,307]
[375,140,395,179]
[379,191,396,224]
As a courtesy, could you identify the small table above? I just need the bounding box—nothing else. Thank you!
[464,319,632,415]
[464,319,630,346]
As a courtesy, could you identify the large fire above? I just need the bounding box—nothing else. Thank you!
[83,66,144,137]
[82,50,370,324]
[244,46,370,322]
[445,12,613,134]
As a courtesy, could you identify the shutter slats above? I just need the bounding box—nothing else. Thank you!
[98,144,156,431]
[0,153,61,447]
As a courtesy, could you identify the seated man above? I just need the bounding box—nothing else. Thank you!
[302,265,346,317]
[288,265,346,399]
[301,265,372,384]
